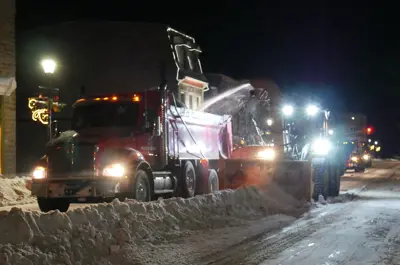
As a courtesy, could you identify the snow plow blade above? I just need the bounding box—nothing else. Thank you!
[218,159,312,202]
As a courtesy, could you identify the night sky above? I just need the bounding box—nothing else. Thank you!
[16,1,400,158]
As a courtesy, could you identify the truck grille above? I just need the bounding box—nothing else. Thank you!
[48,143,95,177]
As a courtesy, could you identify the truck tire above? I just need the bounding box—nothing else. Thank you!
[312,160,329,201]
[37,197,70,212]
[182,161,196,198]
[328,165,341,197]
[206,169,219,193]
[132,169,151,202]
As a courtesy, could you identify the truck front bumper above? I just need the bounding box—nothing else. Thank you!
[346,162,364,170]
[31,177,130,200]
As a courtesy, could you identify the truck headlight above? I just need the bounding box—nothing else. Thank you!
[257,149,275,160]
[312,138,332,156]
[32,166,46,180]
[363,154,370,160]
[351,156,359,162]
[103,163,126,177]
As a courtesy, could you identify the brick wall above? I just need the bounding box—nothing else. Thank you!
[0,0,16,175]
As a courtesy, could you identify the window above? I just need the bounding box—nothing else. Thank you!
[196,97,200,109]
[189,95,193,109]
[142,109,157,132]
[72,102,139,130]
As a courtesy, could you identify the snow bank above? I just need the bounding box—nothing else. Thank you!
[0,177,35,207]
[0,184,307,265]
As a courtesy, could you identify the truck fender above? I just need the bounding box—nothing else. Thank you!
[102,147,154,190]
[135,160,154,192]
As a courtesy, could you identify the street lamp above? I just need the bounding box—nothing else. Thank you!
[368,139,371,143]
[306,104,319,116]
[351,116,355,120]
[40,58,57,140]
[41,59,57,74]
[282,105,294,116]
[328,129,333,135]
[267,118,273,126]
[374,141,378,145]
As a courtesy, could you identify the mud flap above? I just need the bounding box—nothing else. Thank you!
[218,159,312,202]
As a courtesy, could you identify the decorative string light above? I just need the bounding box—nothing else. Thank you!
[32,109,49,125]
[28,97,66,125]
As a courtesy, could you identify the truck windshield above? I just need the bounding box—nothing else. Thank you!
[71,102,139,130]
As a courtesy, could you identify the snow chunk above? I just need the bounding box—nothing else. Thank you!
[0,184,308,265]
[0,177,35,207]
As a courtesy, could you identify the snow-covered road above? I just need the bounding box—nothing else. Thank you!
[1,160,400,265]
[182,160,400,265]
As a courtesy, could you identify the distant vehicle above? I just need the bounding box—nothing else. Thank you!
[343,140,371,172]
[347,152,367,172]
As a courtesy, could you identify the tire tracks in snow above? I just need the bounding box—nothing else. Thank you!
[198,203,352,265]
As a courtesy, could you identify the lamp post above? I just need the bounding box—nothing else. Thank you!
[41,58,57,140]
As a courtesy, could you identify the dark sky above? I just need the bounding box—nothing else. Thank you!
[16,1,400,156]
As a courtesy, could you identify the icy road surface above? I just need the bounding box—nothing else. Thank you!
[180,160,400,265]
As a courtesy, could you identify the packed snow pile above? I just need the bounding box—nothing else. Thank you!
[0,177,35,207]
[0,184,307,265]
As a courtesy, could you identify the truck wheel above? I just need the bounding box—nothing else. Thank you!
[182,161,196,198]
[207,169,219,193]
[132,170,151,202]
[328,165,341,197]
[312,161,329,201]
[37,197,70,212]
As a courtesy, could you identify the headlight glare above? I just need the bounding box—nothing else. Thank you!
[312,138,332,156]
[103,163,126,177]
[351,156,358,162]
[363,154,370,160]
[257,149,275,160]
[32,166,46,180]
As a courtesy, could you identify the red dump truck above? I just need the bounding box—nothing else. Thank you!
[30,84,312,212]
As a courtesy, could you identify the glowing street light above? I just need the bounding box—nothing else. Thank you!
[368,139,371,143]
[41,59,57,74]
[374,141,378,145]
[282,105,294,116]
[328,129,333,135]
[39,58,58,140]
[351,116,355,120]
[267,118,273,126]
[306,104,319,116]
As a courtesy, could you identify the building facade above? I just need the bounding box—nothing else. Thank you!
[0,0,16,175]
[341,113,367,143]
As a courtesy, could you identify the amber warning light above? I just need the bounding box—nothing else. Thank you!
[132,95,140,102]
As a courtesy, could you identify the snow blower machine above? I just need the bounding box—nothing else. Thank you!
[279,96,347,201]
[201,87,313,202]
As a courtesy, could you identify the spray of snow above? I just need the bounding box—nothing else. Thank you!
[198,83,251,113]
[0,177,35,207]
[0,183,308,265]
